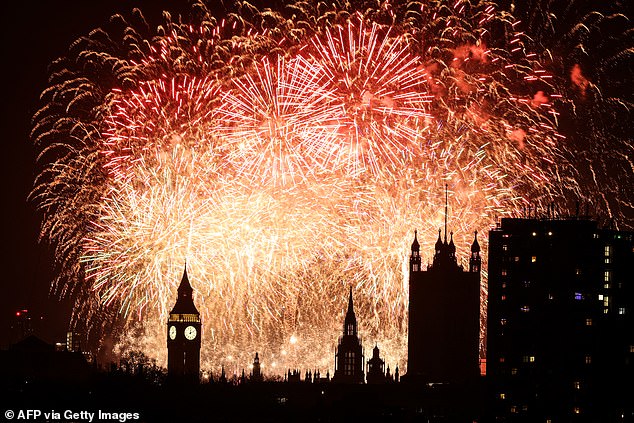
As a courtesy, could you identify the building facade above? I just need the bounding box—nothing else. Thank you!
[406,229,481,383]
[487,217,634,420]
[167,267,201,383]
[333,288,365,384]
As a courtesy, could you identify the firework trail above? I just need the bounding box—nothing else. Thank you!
[510,0,634,225]
[31,0,632,373]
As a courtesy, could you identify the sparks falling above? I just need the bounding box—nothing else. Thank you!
[31,0,632,374]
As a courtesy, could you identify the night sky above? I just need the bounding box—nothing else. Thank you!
[0,0,199,347]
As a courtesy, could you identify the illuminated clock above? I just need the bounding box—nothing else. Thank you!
[184,325,197,340]
[169,325,176,340]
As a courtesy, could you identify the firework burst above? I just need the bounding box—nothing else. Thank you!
[31,0,632,374]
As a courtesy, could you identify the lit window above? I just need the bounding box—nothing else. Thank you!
[573,407,580,414]
[629,345,634,353]
[511,368,518,375]
[531,256,537,263]
[501,295,507,301]
[604,245,612,257]
[619,307,626,315]
[344,352,355,375]
[574,381,581,390]
[500,318,507,326]
[598,294,604,301]
[499,393,506,399]
[346,323,355,335]
[548,231,553,236]
[548,293,554,300]
[604,271,611,282]
[499,357,505,363]
[530,356,535,363]
[532,232,537,237]
[575,268,581,275]
[604,309,609,314]
[604,296,610,307]
[514,256,520,262]
[520,305,530,312]
[574,292,583,301]
[522,355,536,363]
[604,283,611,289]
[585,318,592,326]
[503,245,508,251]
[502,269,507,276]
[585,355,591,364]
[510,405,517,413]
[523,280,531,288]
[502,282,507,289]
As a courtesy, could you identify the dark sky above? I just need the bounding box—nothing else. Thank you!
[0,0,199,347]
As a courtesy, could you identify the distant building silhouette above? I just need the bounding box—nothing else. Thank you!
[406,214,481,382]
[219,365,227,384]
[66,331,81,352]
[251,352,263,382]
[487,217,634,420]
[167,266,201,383]
[11,309,33,342]
[0,335,91,384]
[332,288,364,384]
[366,344,387,384]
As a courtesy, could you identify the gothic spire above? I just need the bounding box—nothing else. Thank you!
[435,229,443,252]
[411,229,420,252]
[170,263,199,315]
[178,264,193,295]
[471,230,481,253]
[344,287,357,336]
[347,286,354,315]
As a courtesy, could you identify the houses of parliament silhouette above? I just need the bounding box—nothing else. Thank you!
[166,196,482,386]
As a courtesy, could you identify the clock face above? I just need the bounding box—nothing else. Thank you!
[169,325,176,340]
[184,325,197,340]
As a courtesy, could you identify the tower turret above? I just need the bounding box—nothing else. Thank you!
[410,230,422,272]
[470,231,481,273]
[366,343,387,384]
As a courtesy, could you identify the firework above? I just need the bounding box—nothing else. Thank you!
[31,0,632,374]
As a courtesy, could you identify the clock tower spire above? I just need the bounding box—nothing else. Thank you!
[167,265,201,383]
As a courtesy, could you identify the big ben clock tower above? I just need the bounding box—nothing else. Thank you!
[167,266,201,383]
